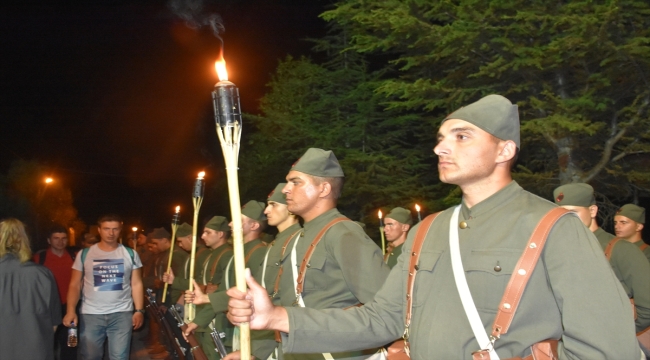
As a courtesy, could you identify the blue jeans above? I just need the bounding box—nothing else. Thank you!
[79,312,133,360]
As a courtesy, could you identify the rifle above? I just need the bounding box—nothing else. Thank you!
[210,325,228,358]
[169,304,210,360]
[146,289,187,360]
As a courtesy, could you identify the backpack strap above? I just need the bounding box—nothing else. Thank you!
[490,207,570,339]
[295,217,349,295]
[37,249,47,265]
[402,212,442,352]
[604,237,623,261]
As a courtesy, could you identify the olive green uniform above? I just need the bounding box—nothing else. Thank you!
[594,228,650,332]
[194,239,268,356]
[171,244,211,304]
[632,240,650,263]
[154,248,187,304]
[278,208,390,360]
[384,243,403,269]
[250,223,302,360]
[282,182,639,359]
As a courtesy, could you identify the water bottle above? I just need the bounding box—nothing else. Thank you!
[67,321,78,347]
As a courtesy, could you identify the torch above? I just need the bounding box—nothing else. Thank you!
[131,227,138,251]
[186,173,205,322]
[162,206,181,304]
[415,204,422,222]
[211,50,251,359]
[378,210,386,255]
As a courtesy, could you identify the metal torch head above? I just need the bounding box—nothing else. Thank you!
[212,80,242,129]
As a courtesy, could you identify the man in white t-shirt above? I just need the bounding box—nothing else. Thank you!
[63,214,144,360]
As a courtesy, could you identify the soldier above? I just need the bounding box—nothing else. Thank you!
[150,227,188,305]
[238,148,389,360]
[554,183,650,332]
[229,183,303,360]
[226,95,640,359]
[615,204,650,262]
[184,201,269,356]
[382,207,413,268]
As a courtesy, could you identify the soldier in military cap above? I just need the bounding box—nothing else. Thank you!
[226,95,640,359]
[164,223,211,305]
[184,201,269,356]
[383,207,413,268]
[554,183,650,332]
[149,227,188,306]
[615,204,650,262]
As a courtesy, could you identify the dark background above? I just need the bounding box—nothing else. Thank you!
[0,0,328,234]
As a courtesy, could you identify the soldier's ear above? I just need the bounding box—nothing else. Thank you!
[496,140,517,164]
[319,181,333,198]
[637,223,644,232]
[589,205,598,219]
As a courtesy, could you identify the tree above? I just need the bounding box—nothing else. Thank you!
[1,160,84,249]
[321,0,650,208]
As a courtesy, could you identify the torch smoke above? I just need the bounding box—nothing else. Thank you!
[168,0,225,37]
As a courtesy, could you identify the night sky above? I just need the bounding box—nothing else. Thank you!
[1,0,328,232]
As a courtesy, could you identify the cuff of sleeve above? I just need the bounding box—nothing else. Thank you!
[281,307,295,353]
[193,305,216,328]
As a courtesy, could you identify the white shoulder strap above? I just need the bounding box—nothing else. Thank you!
[260,245,274,288]
[289,235,305,307]
[449,205,500,360]
[224,256,234,290]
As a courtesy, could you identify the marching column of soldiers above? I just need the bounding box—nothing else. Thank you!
[141,94,650,360]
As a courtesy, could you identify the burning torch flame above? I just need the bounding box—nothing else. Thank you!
[132,227,138,232]
[175,206,180,213]
[378,210,383,219]
[198,171,205,180]
[215,51,228,81]
[415,204,421,212]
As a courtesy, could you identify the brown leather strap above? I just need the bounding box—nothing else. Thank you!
[491,207,570,338]
[208,246,233,281]
[245,242,267,264]
[384,244,394,263]
[272,230,301,297]
[604,237,623,261]
[404,212,442,343]
[641,243,649,251]
[295,217,349,295]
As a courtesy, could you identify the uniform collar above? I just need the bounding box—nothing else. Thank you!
[460,180,521,220]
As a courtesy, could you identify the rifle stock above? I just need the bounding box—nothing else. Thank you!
[170,304,210,360]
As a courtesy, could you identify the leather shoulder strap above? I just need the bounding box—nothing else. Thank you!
[245,242,267,264]
[295,217,349,294]
[209,246,233,279]
[405,212,442,331]
[641,243,649,251]
[604,237,623,261]
[491,207,570,338]
[273,230,301,297]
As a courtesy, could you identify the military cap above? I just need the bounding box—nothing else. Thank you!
[617,204,646,224]
[385,207,414,225]
[443,94,520,148]
[150,227,171,240]
[553,183,595,207]
[176,222,193,237]
[291,148,345,178]
[205,216,230,232]
[267,183,287,205]
[242,200,267,222]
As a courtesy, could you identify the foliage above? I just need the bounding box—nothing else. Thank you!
[321,0,650,206]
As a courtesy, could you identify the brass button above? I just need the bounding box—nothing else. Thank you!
[274,262,280,266]
[459,221,468,229]
[494,265,501,272]
[306,263,311,268]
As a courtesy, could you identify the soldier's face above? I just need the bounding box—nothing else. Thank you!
[434,119,504,187]
[283,171,322,217]
[265,201,290,227]
[614,215,643,239]
[384,218,407,242]
[177,235,192,252]
[202,228,221,248]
